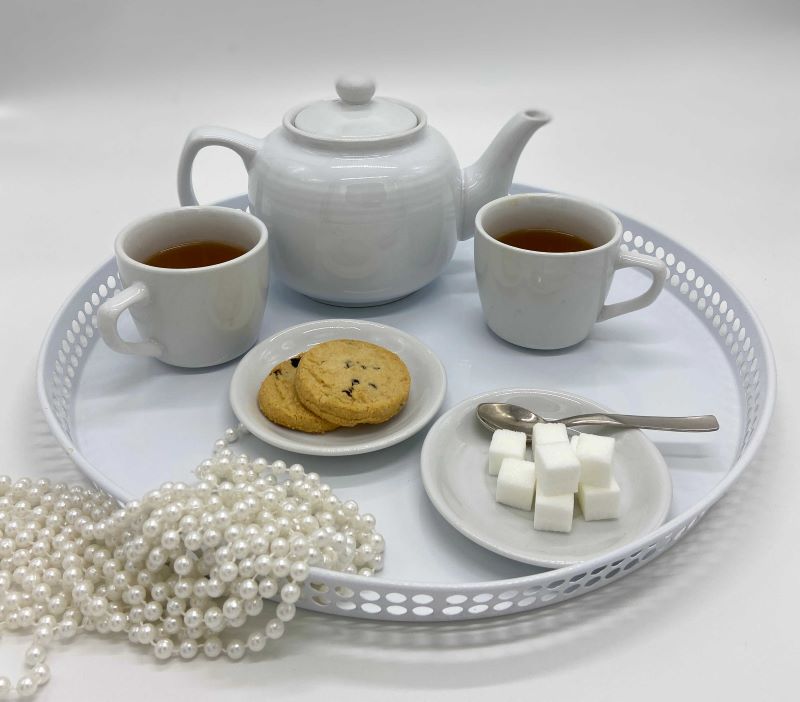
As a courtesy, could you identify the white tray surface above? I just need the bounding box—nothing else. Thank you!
[70,211,739,584]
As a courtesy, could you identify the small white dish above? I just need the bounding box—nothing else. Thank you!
[420,388,672,568]
[230,319,446,456]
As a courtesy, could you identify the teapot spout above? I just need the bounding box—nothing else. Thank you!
[459,110,551,240]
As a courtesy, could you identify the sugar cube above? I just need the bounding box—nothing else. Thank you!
[488,429,527,476]
[570,435,579,452]
[577,478,621,520]
[534,442,581,495]
[533,492,574,533]
[573,433,615,487]
[495,458,536,510]
[532,422,568,448]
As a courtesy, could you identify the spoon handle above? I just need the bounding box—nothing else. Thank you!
[560,413,719,432]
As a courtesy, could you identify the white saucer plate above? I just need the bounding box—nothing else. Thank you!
[230,319,446,456]
[420,388,672,568]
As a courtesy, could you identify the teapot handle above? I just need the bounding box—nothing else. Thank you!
[177,126,262,206]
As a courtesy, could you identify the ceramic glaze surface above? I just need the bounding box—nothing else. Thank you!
[99,207,269,368]
[475,194,666,349]
[230,319,447,455]
[420,389,672,567]
[249,127,461,305]
[177,77,551,305]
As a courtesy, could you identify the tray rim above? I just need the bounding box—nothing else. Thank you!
[35,185,777,619]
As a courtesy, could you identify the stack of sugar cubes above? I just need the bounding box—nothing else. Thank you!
[488,424,621,533]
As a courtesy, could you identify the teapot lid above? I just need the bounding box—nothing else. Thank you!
[293,76,419,139]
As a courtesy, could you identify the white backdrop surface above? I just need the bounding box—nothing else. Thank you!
[0,1,797,700]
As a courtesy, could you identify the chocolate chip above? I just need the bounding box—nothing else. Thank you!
[368,382,377,389]
[342,388,353,398]
[289,357,301,368]
[272,368,283,376]
[352,379,360,385]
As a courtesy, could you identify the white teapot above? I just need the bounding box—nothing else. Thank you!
[178,76,550,306]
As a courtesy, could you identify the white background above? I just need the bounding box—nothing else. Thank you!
[1,0,797,699]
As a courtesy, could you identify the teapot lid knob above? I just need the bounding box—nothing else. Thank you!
[335,75,376,105]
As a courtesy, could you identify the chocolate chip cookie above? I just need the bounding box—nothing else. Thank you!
[258,355,340,433]
[294,340,410,427]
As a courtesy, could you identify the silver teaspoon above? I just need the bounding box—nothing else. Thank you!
[477,402,719,438]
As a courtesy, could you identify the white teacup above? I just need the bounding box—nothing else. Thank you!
[98,206,269,368]
[474,193,667,350]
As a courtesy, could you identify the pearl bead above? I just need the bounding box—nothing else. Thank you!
[281,582,301,604]
[272,557,290,578]
[276,602,296,622]
[183,607,203,628]
[56,619,77,640]
[32,663,50,686]
[0,677,10,699]
[218,562,238,582]
[222,597,243,620]
[254,555,271,576]
[88,596,108,617]
[289,561,310,582]
[238,557,255,579]
[16,676,37,698]
[138,623,156,644]
[206,577,225,598]
[173,556,193,576]
[183,531,202,551]
[173,580,192,599]
[247,631,267,652]
[24,644,47,667]
[166,598,184,616]
[199,637,221,659]
[144,602,162,621]
[258,578,277,598]
[179,639,198,660]
[204,607,223,629]
[34,624,54,644]
[109,612,126,632]
[154,638,174,660]
[238,579,258,600]
[226,639,246,660]
[244,597,263,616]
[265,618,284,640]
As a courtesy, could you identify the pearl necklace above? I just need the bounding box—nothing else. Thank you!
[0,425,384,697]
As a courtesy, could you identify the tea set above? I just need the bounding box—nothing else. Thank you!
[176,75,552,306]
[96,74,714,563]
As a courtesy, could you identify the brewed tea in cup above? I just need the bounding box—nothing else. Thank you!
[98,206,269,368]
[474,193,667,350]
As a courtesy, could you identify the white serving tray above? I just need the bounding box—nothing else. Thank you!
[37,186,775,622]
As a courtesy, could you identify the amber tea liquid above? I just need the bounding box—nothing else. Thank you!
[143,240,247,269]
[496,228,595,253]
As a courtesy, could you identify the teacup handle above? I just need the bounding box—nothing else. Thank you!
[177,126,262,206]
[597,249,668,322]
[97,282,163,358]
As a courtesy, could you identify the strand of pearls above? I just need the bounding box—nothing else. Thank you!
[0,425,384,697]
